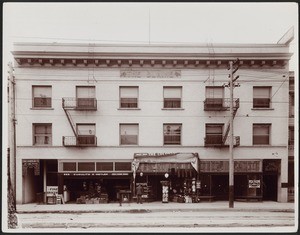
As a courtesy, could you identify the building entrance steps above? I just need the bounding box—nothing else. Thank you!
[16,201,294,214]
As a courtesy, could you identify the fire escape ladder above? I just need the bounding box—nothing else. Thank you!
[62,99,77,137]
[222,98,239,145]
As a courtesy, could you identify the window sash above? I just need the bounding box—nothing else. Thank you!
[33,86,52,97]
[33,124,52,145]
[120,87,138,98]
[253,87,270,98]
[164,87,182,98]
[163,124,181,145]
[120,124,138,145]
[206,125,223,134]
[76,87,95,98]
[77,124,96,135]
[206,87,224,99]
[253,125,270,145]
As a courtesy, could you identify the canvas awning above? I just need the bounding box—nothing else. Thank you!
[132,153,199,178]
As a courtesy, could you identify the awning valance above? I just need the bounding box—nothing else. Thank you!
[132,153,199,178]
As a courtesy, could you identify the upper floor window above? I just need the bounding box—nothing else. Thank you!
[205,124,223,146]
[33,123,52,145]
[289,126,294,146]
[76,124,96,146]
[120,124,139,145]
[253,87,271,108]
[119,86,138,108]
[163,124,181,145]
[205,86,224,109]
[76,86,96,109]
[253,124,270,145]
[32,86,52,108]
[163,87,182,108]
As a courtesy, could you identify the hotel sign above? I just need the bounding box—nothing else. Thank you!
[120,70,181,78]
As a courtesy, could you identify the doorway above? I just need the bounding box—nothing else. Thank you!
[211,174,229,200]
[263,174,278,201]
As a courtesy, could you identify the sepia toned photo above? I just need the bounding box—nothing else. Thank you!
[2,2,298,233]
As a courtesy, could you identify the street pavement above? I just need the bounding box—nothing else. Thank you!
[13,201,297,233]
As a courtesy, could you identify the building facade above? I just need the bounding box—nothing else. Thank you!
[10,41,293,204]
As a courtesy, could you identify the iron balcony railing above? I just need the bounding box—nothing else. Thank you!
[204,135,240,147]
[63,135,97,147]
[204,98,239,111]
[62,97,97,110]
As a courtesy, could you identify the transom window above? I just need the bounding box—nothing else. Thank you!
[253,87,271,108]
[120,124,138,145]
[163,87,182,108]
[32,86,52,108]
[253,124,271,145]
[33,123,52,145]
[119,86,138,108]
[163,124,181,145]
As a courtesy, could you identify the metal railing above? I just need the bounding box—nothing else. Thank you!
[62,97,97,110]
[204,98,239,111]
[63,135,97,147]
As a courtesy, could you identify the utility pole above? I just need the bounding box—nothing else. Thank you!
[8,61,16,209]
[228,59,239,208]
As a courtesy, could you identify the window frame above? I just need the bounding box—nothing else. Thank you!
[253,86,271,109]
[119,86,139,109]
[32,85,52,108]
[33,123,52,146]
[119,123,139,146]
[163,86,182,109]
[205,124,224,146]
[253,124,271,145]
[76,123,96,146]
[163,123,182,145]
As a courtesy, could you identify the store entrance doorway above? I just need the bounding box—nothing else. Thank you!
[263,174,278,201]
[211,174,229,200]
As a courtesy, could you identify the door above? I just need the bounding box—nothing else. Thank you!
[263,174,278,201]
[211,175,229,200]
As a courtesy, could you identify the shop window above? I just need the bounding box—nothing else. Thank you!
[96,162,113,171]
[253,124,270,145]
[63,162,76,171]
[32,86,52,108]
[33,124,52,145]
[253,87,271,108]
[205,124,223,146]
[205,86,224,108]
[163,86,182,108]
[163,124,181,145]
[76,86,96,109]
[78,162,95,171]
[115,162,132,171]
[76,124,96,145]
[119,86,138,108]
[120,124,138,145]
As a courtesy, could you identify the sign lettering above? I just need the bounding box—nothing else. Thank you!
[120,70,181,78]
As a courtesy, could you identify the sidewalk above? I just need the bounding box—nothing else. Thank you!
[17,201,295,214]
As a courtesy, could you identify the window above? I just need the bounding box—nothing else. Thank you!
[253,87,271,108]
[205,87,224,108]
[163,124,181,145]
[205,124,223,146]
[76,86,96,109]
[120,86,138,108]
[32,86,52,108]
[63,162,76,171]
[76,124,96,146]
[115,162,132,171]
[120,124,138,145]
[289,127,294,146]
[163,87,182,108]
[96,162,114,171]
[289,94,294,117]
[253,124,270,145]
[78,162,95,171]
[33,124,52,145]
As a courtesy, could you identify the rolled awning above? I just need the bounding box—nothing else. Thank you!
[132,153,199,178]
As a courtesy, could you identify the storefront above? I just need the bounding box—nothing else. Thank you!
[199,160,263,201]
[132,153,200,202]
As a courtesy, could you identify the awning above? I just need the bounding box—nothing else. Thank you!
[132,153,199,178]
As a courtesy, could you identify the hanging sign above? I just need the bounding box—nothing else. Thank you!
[248,179,261,188]
[22,159,40,176]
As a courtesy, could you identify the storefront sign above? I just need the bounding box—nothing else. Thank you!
[249,180,261,188]
[120,70,181,78]
[46,186,58,196]
[134,153,177,158]
[62,173,130,176]
[263,160,281,173]
[22,159,40,176]
[200,160,262,173]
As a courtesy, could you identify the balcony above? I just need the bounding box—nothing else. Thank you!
[204,98,239,111]
[62,97,97,110]
[63,135,97,147]
[204,135,240,147]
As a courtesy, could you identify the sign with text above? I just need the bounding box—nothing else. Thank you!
[248,180,261,188]
[120,70,181,78]
[22,159,40,176]
[46,186,58,196]
[200,160,262,173]
[62,172,130,176]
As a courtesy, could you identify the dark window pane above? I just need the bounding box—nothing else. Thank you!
[120,135,138,145]
[96,162,113,171]
[34,97,52,107]
[253,98,270,108]
[78,162,95,171]
[115,162,132,171]
[63,162,76,171]
[120,98,138,108]
[164,98,181,108]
